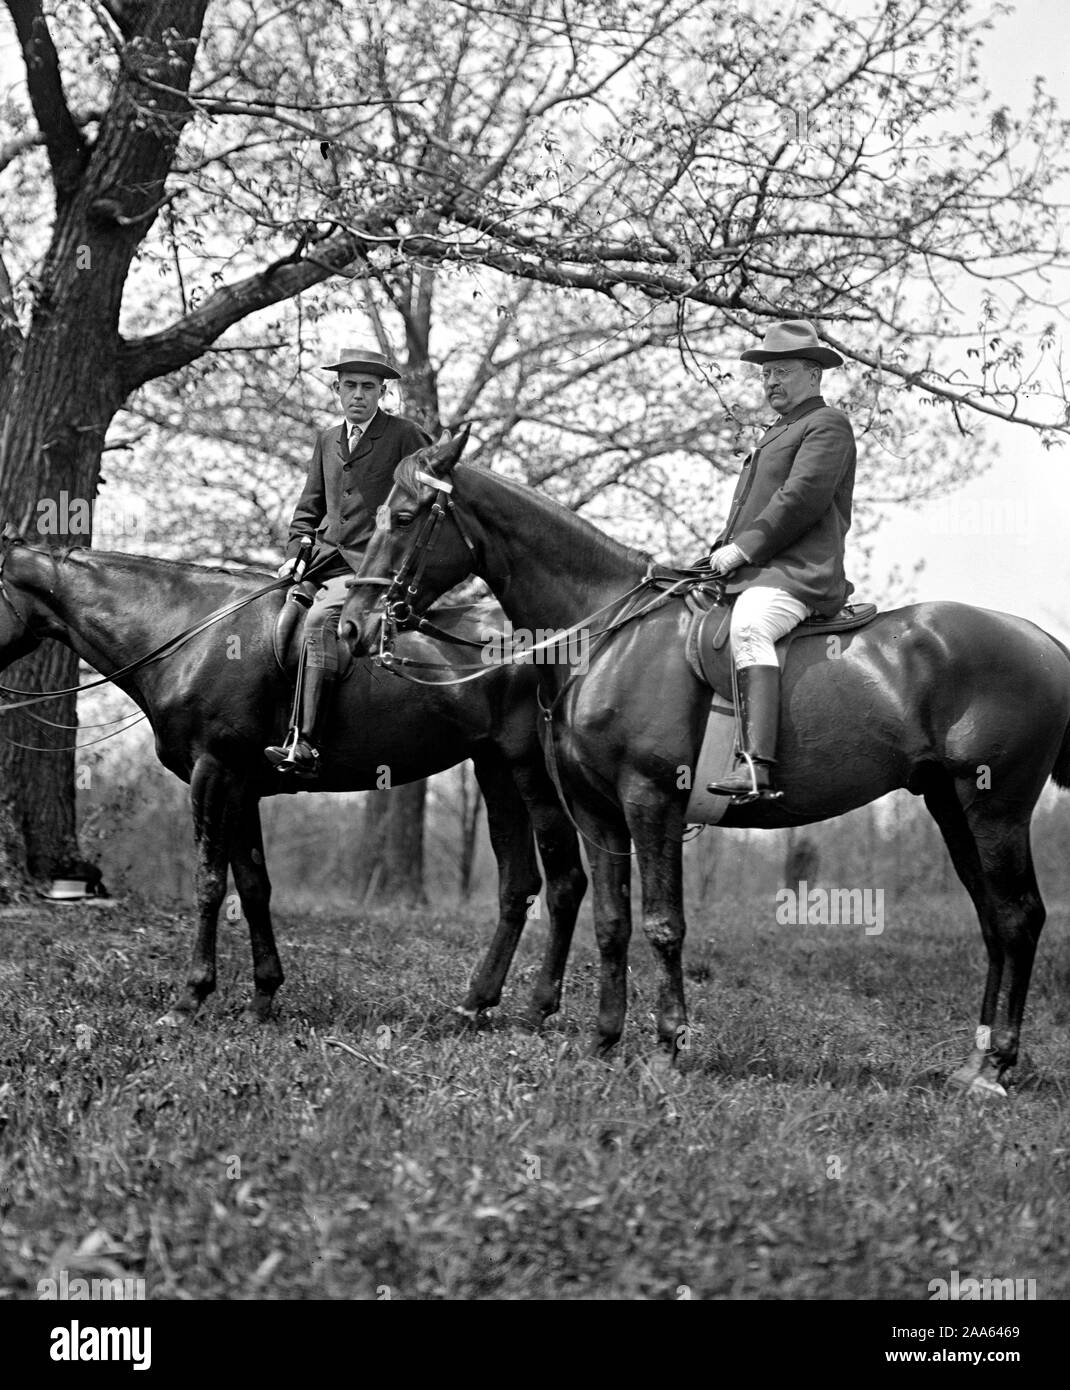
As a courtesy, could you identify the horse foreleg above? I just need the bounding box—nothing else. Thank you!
[576,806,632,1056]
[457,749,543,1022]
[509,758,588,1028]
[924,773,1045,1095]
[627,797,689,1063]
[229,793,284,1021]
[158,755,234,1027]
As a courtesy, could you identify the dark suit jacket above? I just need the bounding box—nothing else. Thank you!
[285,409,430,575]
[717,396,856,617]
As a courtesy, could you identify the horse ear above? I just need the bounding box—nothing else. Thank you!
[444,422,471,470]
[431,423,471,476]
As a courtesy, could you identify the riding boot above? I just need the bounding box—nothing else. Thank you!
[706,664,783,801]
[265,657,336,778]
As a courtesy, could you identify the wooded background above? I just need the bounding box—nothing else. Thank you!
[1,0,1067,899]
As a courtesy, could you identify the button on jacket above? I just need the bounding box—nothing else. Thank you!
[718,395,856,617]
[285,409,431,576]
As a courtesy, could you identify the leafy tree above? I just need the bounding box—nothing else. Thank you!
[0,0,1065,883]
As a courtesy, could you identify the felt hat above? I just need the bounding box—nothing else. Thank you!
[739,320,843,368]
[321,347,401,378]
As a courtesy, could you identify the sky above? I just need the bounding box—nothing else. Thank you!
[860,0,1070,639]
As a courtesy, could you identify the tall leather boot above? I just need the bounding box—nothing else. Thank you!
[706,664,783,801]
[265,657,336,778]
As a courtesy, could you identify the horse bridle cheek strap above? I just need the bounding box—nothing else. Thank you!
[0,566,37,640]
[381,477,479,628]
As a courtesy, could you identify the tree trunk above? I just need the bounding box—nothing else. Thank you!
[356,782,428,907]
[0,0,208,879]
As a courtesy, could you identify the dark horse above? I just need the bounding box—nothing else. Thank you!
[0,535,586,1026]
[341,431,1070,1095]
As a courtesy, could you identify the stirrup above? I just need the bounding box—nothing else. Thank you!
[707,754,783,804]
[265,727,305,771]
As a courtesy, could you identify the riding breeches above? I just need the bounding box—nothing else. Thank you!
[730,586,812,668]
[303,575,351,672]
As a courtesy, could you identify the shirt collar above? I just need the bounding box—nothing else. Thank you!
[774,395,826,425]
[345,409,379,441]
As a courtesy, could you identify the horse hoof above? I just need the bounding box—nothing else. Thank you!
[966,1074,1008,1099]
[948,1056,1008,1098]
[453,1004,482,1026]
[154,1009,188,1029]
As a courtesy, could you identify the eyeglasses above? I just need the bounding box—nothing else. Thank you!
[759,364,813,382]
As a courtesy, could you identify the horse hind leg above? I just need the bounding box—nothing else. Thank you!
[229,793,284,1021]
[456,748,543,1023]
[158,755,232,1026]
[922,769,1045,1095]
[508,756,588,1028]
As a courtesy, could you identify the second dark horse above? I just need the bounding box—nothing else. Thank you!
[0,537,586,1027]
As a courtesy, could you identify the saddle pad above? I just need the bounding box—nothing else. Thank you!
[272,586,355,681]
[686,601,878,695]
[683,693,739,825]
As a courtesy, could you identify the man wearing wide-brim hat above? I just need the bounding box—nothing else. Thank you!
[704,320,857,802]
[265,347,430,777]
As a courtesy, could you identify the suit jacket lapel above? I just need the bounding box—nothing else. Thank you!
[349,412,395,511]
[331,422,350,465]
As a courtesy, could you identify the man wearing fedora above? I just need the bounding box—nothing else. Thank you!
[704,320,856,802]
[265,347,430,777]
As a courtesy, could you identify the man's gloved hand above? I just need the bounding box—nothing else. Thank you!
[276,557,298,579]
[706,542,748,577]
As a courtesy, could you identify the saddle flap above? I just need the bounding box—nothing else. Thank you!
[272,583,354,680]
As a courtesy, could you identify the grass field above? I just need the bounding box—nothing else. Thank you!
[1,886,1068,1301]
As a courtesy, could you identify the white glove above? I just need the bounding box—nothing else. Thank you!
[706,543,748,576]
[276,557,298,579]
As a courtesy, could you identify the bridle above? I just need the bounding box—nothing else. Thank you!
[346,470,487,668]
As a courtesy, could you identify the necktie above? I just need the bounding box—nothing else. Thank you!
[348,424,362,454]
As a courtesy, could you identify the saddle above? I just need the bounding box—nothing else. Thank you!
[684,589,878,698]
[272,586,509,680]
[681,589,877,825]
[271,581,354,682]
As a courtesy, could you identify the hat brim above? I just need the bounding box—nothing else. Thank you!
[740,346,844,368]
[322,359,400,379]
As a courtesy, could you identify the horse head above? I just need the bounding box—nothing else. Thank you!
[0,527,43,666]
[341,424,475,657]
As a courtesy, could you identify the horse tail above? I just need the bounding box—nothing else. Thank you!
[1051,637,1070,790]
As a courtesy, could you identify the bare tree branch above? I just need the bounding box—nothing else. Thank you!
[5,0,89,195]
[119,229,372,389]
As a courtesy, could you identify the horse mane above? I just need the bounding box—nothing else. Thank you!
[394,444,446,500]
[59,545,272,580]
[457,464,653,575]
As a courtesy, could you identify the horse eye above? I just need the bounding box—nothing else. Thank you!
[395,511,416,528]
